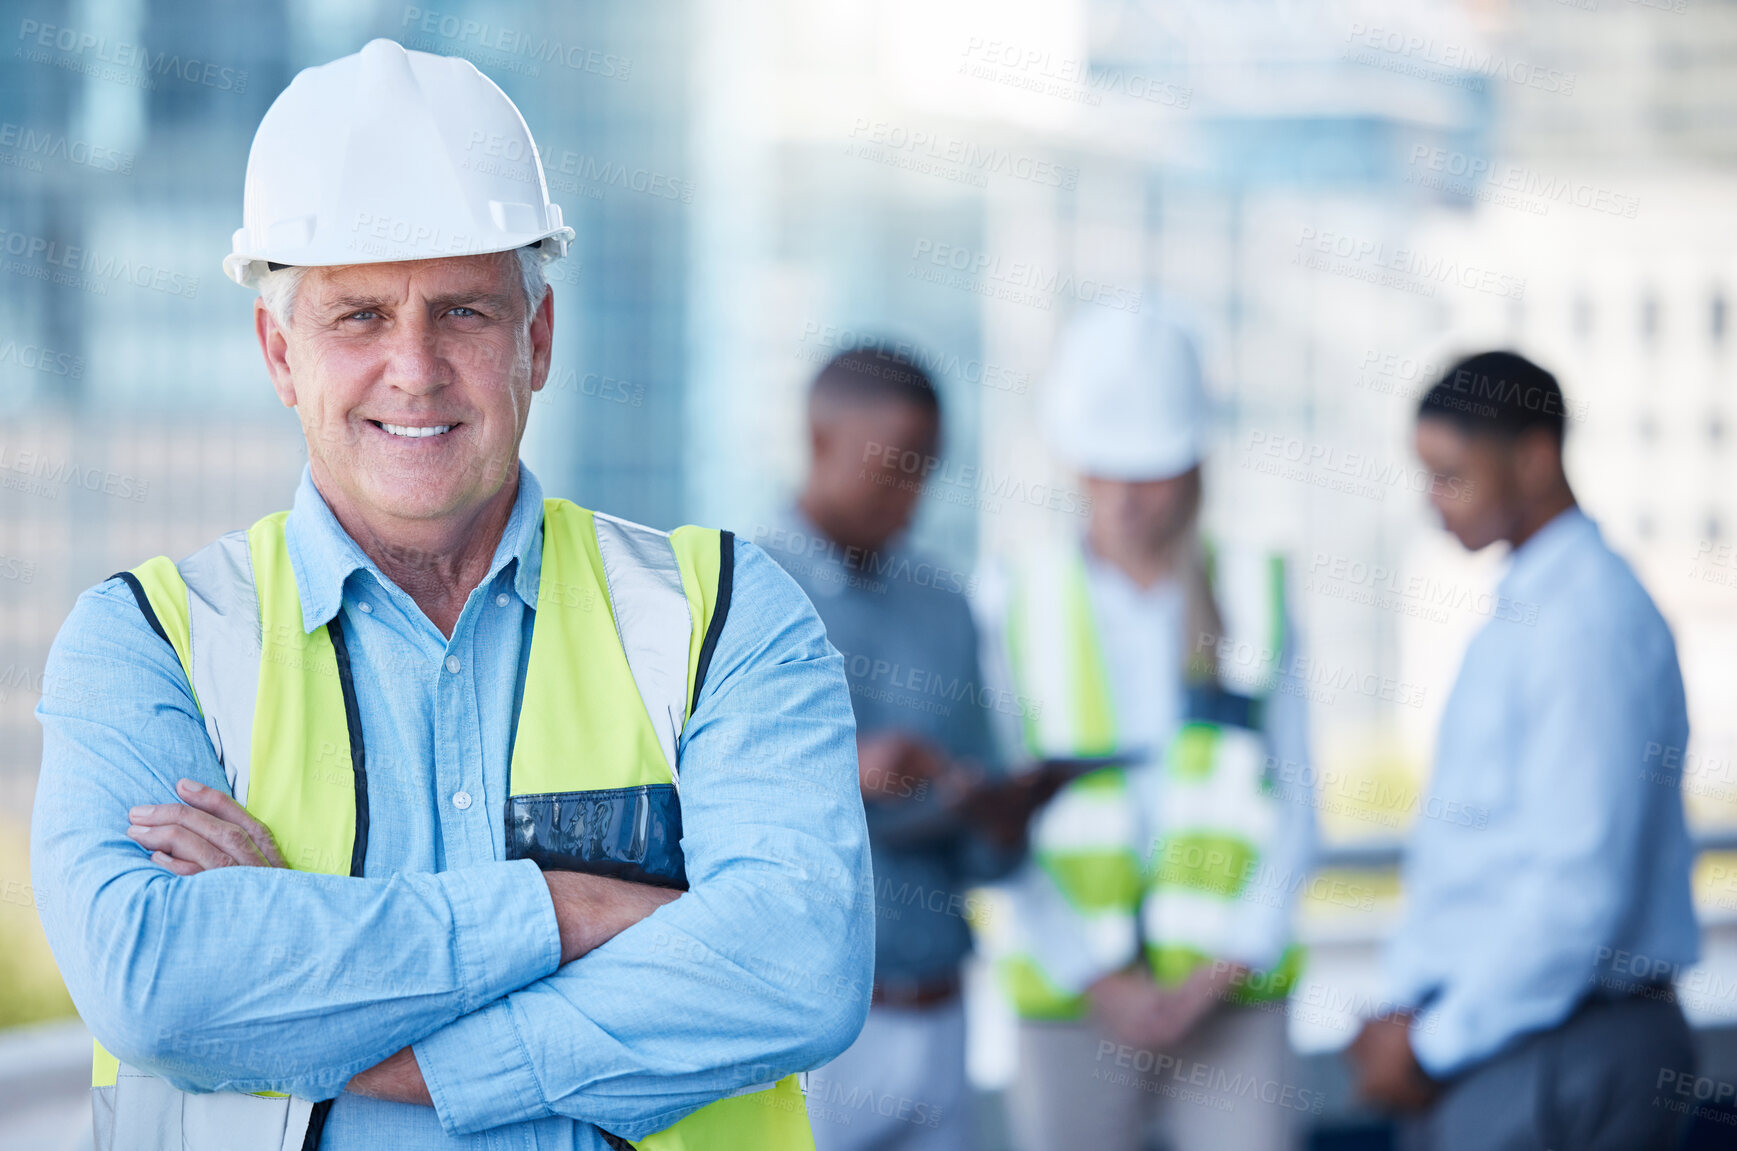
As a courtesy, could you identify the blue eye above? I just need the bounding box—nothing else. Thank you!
[449,306,478,318]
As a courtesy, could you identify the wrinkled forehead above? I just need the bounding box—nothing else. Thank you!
[299,251,520,311]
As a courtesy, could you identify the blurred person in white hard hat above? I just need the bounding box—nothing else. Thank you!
[31,39,868,1151]
[974,302,1317,1151]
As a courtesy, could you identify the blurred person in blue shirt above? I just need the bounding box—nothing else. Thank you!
[1348,351,1699,1150]
[758,346,1033,1151]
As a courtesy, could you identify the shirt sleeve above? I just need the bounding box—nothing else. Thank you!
[1406,611,1691,1077]
[28,579,562,1101]
[412,539,875,1138]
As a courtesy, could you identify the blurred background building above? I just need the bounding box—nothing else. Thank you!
[5,0,1737,1146]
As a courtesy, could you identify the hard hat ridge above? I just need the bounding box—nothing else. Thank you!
[224,38,574,287]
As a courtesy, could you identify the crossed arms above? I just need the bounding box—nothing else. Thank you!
[129,778,683,1105]
[30,543,874,1139]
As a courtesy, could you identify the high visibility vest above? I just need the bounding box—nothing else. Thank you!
[91,500,815,1151]
[992,543,1305,1020]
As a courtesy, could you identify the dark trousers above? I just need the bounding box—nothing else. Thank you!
[1401,993,1696,1151]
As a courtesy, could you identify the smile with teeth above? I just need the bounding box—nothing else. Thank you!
[373,421,455,439]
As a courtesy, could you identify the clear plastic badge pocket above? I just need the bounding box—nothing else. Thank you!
[505,784,688,890]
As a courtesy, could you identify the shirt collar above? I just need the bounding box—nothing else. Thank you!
[1498,504,1595,601]
[283,462,546,633]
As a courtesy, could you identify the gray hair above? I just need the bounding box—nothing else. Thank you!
[257,246,551,327]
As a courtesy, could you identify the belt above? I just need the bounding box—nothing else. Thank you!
[872,971,963,1009]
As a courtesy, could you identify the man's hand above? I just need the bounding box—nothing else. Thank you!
[1089,963,1238,1051]
[127,778,286,873]
[1348,1013,1439,1112]
[952,768,1068,849]
[1147,962,1242,1048]
[544,871,683,965]
[856,732,954,803]
[1089,969,1171,1048]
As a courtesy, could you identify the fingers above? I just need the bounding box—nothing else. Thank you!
[129,786,274,868]
[149,850,204,877]
[127,821,240,872]
[174,779,287,867]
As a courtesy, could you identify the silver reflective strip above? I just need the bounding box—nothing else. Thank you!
[106,1062,314,1151]
[1020,554,1080,755]
[592,512,691,786]
[279,1097,317,1151]
[179,530,263,806]
[109,1065,178,1150]
[92,1083,116,1151]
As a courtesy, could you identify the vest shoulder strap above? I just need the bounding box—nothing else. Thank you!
[111,557,194,688]
[673,524,734,721]
[539,501,734,786]
[1005,548,1116,758]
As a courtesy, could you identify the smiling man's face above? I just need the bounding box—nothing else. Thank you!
[256,251,553,531]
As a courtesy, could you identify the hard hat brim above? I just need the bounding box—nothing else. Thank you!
[225,226,576,288]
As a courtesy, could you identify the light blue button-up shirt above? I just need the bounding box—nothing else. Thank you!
[1384,506,1699,1076]
[31,463,873,1147]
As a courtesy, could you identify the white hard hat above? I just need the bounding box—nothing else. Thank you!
[1042,302,1207,481]
[224,39,574,287]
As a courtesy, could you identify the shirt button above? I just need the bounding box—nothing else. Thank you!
[452,790,473,810]
[357,602,372,614]
[496,593,510,607]
[445,655,462,674]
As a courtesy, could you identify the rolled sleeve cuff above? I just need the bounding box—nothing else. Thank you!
[1222,904,1290,975]
[442,859,562,1012]
[416,999,548,1135]
[1407,1004,1469,1079]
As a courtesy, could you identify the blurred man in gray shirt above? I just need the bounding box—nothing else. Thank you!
[758,346,1030,1151]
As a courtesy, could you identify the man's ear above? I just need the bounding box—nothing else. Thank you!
[808,414,833,466]
[255,299,297,409]
[528,287,555,393]
[1512,426,1564,499]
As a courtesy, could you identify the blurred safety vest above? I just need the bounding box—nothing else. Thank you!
[93,500,813,1151]
[993,542,1305,1020]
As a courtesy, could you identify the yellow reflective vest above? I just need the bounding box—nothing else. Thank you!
[992,542,1305,1020]
[93,500,814,1151]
